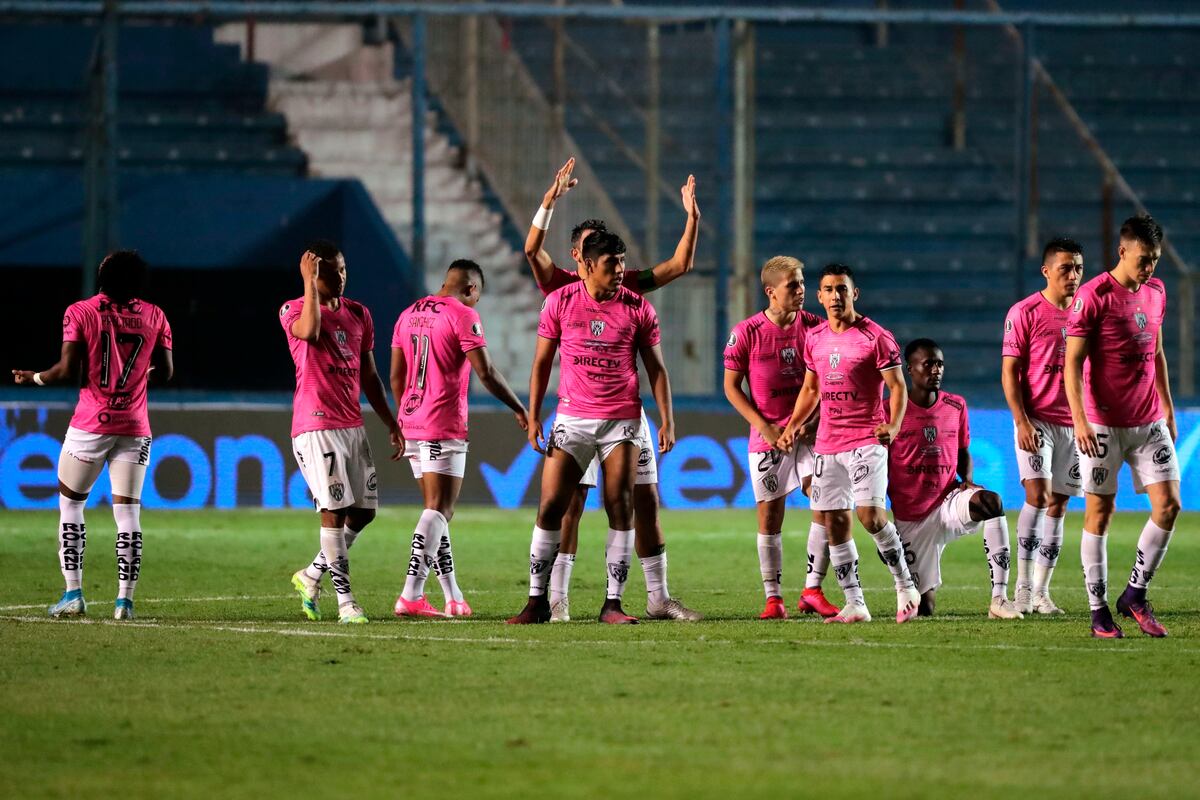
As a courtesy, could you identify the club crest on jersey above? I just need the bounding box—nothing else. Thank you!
[335,330,348,345]
[590,320,606,337]
[726,332,737,348]
[1061,327,1067,342]
[1091,467,1109,485]
[280,303,291,318]
[1005,318,1013,333]
[829,352,841,369]
[1073,298,1083,313]
[1029,454,1044,472]
[780,347,797,365]
[763,474,779,494]
[923,426,937,443]
[1134,312,1147,330]
[471,322,483,337]
[329,482,345,502]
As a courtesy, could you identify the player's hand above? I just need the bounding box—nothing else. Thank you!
[300,250,320,286]
[544,157,578,205]
[874,422,899,446]
[658,421,676,454]
[529,418,546,454]
[1074,418,1100,458]
[514,407,530,432]
[1015,418,1040,453]
[681,174,700,219]
[388,426,405,461]
[759,423,784,449]
[776,423,797,453]
[796,420,818,446]
[11,370,35,385]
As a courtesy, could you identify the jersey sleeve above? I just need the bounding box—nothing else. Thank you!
[457,307,488,353]
[537,266,577,296]
[157,310,173,351]
[1001,305,1027,358]
[537,294,562,340]
[360,306,375,352]
[62,303,86,343]
[803,331,816,372]
[959,402,971,449]
[1066,286,1100,338]
[636,300,662,348]
[279,299,303,340]
[875,329,902,371]
[723,325,748,372]
[391,312,406,348]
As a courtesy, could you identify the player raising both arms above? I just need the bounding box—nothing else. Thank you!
[888,340,1021,618]
[508,230,675,624]
[283,242,403,625]
[723,256,838,620]
[390,260,528,618]
[13,251,173,620]
[523,157,701,622]
[778,264,920,624]
[1001,238,1085,616]
[1066,215,1180,638]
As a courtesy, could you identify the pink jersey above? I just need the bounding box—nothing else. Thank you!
[886,391,970,522]
[724,310,823,452]
[63,294,172,437]
[280,296,374,437]
[391,295,487,441]
[803,316,902,454]
[538,265,655,296]
[1067,272,1166,427]
[1002,292,1072,426]
[537,282,660,420]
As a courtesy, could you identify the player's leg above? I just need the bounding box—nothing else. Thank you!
[796,446,838,617]
[396,471,458,618]
[1015,478,1051,613]
[1030,492,1069,615]
[598,441,639,624]
[50,429,109,617]
[895,519,939,617]
[108,438,150,620]
[755,495,788,620]
[550,467,592,622]
[812,453,870,624]
[965,490,1021,619]
[852,446,918,623]
[1078,423,1126,638]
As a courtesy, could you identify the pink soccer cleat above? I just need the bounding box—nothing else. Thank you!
[444,599,473,617]
[759,596,788,620]
[598,599,639,624]
[394,594,448,619]
[896,586,921,624]
[796,588,840,618]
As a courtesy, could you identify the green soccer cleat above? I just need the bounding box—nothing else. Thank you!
[291,570,322,621]
[338,602,368,624]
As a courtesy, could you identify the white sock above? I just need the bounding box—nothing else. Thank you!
[829,540,865,607]
[1129,519,1173,590]
[757,533,783,599]
[982,516,1011,600]
[58,495,87,592]
[605,528,635,600]
[1081,530,1108,610]
[1032,514,1064,594]
[870,522,914,591]
[805,522,829,590]
[402,510,447,601]
[320,526,355,606]
[113,503,142,600]
[304,525,361,582]
[1016,503,1046,590]
[432,531,464,603]
[549,553,575,605]
[641,552,670,605]
[528,526,561,596]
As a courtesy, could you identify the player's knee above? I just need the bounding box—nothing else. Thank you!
[349,508,376,529]
[975,490,1004,520]
[856,506,886,533]
[1025,485,1051,508]
[1158,494,1182,524]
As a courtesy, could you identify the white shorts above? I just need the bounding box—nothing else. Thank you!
[1014,419,1082,497]
[292,426,378,511]
[578,407,658,487]
[551,413,642,476]
[405,438,468,480]
[1081,418,1180,495]
[748,443,815,503]
[809,444,889,511]
[58,426,152,498]
[894,486,984,594]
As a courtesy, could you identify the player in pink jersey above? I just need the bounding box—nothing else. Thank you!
[1065,215,1180,638]
[388,260,529,619]
[12,251,173,620]
[1001,237,1085,616]
[508,230,676,625]
[888,339,1022,619]
[723,256,839,620]
[778,263,920,624]
[282,242,403,625]
[522,158,702,622]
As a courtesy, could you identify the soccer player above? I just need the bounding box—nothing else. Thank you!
[778,263,920,624]
[523,157,701,622]
[723,256,839,620]
[283,242,403,625]
[389,260,529,618]
[12,251,172,620]
[1001,238,1085,615]
[508,230,675,625]
[889,339,1022,618]
[1066,215,1180,638]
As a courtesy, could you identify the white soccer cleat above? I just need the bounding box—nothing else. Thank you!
[645,597,703,621]
[896,586,921,624]
[48,589,86,618]
[1031,591,1065,615]
[988,597,1024,619]
[824,603,872,624]
[1014,584,1033,616]
[549,597,570,622]
[113,598,135,620]
[338,602,368,624]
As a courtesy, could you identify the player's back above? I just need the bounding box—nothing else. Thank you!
[887,391,969,521]
[65,294,172,437]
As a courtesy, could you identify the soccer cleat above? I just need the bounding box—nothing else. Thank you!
[444,599,473,617]
[988,597,1024,619]
[1031,591,1065,615]
[549,597,570,622]
[1115,587,1168,638]
[507,595,551,625]
[824,603,872,624]
[113,598,135,620]
[291,570,322,621]
[1014,584,1034,615]
[796,588,840,618]
[394,595,448,619]
[599,598,639,624]
[645,597,703,621]
[48,589,86,618]
[896,586,921,624]
[338,603,368,624]
[759,596,788,620]
[1090,606,1124,639]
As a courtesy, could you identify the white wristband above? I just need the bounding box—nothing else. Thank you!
[532,206,553,230]
[33,372,45,386]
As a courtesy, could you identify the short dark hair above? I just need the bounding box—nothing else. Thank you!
[1042,237,1083,264]
[581,230,626,261]
[448,258,485,289]
[307,239,342,262]
[571,218,607,247]
[820,262,855,281]
[1119,214,1163,249]
[904,337,942,363]
[97,250,148,302]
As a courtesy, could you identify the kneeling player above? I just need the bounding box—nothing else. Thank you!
[723,256,838,619]
[887,339,1021,618]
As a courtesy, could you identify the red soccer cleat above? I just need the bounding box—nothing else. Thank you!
[796,588,840,618]
[759,596,788,620]
[599,599,639,624]
[1090,605,1124,639]
[1116,587,1168,638]
[506,595,551,625]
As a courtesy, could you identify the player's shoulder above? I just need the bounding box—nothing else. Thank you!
[800,309,824,329]
[545,280,580,303]
[1145,277,1167,295]
[857,315,895,341]
[1079,272,1111,299]
[340,296,369,320]
[279,295,304,319]
[615,284,649,310]
[67,296,96,317]
[939,391,967,413]
[736,312,766,335]
[1012,292,1043,316]
[807,318,832,339]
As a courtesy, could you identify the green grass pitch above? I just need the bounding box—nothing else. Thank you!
[2,508,1198,799]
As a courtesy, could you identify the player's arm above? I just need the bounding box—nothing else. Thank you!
[149,344,174,385]
[723,367,782,449]
[1153,328,1177,441]
[875,367,908,446]
[466,347,529,431]
[12,340,84,386]
[778,369,820,452]
[362,350,404,460]
[524,158,578,288]
[527,335,558,453]
[290,251,322,343]
[640,342,675,454]
[1064,335,1099,456]
[957,446,976,487]
[1001,356,1039,452]
[647,174,701,290]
